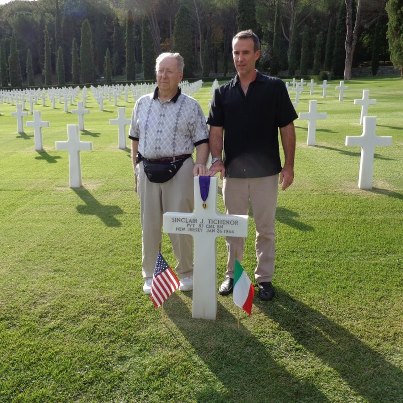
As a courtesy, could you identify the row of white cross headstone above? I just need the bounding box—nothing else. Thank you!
[6,82,395,191]
[1,80,204,112]
[287,79,349,106]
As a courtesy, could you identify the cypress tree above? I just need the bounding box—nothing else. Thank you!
[141,18,155,80]
[125,10,136,82]
[323,18,335,71]
[299,26,311,76]
[54,0,61,51]
[56,46,65,86]
[9,37,22,88]
[94,14,107,76]
[112,18,124,76]
[313,32,324,75]
[173,5,193,78]
[288,32,299,76]
[270,0,281,75]
[71,37,79,85]
[202,38,210,78]
[104,48,112,85]
[80,19,95,85]
[237,0,257,32]
[43,26,52,86]
[332,1,346,78]
[0,41,8,87]
[26,49,35,87]
[386,0,403,77]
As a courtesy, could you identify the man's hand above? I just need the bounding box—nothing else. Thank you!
[208,160,225,178]
[193,163,208,176]
[279,165,294,190]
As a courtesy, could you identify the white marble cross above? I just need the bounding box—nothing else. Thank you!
[72,101,90,131]
[345,116,392,189]
[26,110,49,151]
[163,176,248,320]
[298,100,327,146]
[12,104,28,134]
[354,89,376,125]
[320,80,328,98]
[308,79,315,95]
[55,124,93,188]
[335,80,348,101]
[109,107,131,150]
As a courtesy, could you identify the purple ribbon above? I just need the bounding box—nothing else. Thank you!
[199,176,210,207]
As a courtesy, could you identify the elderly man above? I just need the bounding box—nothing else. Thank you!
[129,52,209,294]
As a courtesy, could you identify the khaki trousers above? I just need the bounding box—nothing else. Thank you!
[137,158,194,280]
[223,174,279,283]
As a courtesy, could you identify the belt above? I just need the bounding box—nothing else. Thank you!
[143,154,191,163]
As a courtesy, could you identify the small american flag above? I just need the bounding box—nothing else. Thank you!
[151,253,180,308]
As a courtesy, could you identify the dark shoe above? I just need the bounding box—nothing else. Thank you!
[219,278,234,295]
[258,282,275,301]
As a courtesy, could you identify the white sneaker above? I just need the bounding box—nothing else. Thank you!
[179,276,193,291]
[143,278,152,294]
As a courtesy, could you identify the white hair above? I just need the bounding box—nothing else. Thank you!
[155,52,184,73]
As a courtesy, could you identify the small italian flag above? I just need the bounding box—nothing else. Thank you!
[233,259,254,315]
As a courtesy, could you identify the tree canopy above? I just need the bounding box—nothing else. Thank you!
[0,0,397,87]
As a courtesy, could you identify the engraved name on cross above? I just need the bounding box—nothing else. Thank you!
[163,176,248,320]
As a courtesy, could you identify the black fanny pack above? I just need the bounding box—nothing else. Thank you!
[142,155,190,183]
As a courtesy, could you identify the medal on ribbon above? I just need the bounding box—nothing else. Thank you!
[199,176,210,209]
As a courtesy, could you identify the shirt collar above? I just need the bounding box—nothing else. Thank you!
[231,70,264,87]
[153,87,182,103]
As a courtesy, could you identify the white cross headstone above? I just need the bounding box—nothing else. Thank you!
[26,110,49,151]
[345,116,392,189]
[109,107,130,150]
[12,104,28,134]
[320,80,328,98]
[308,79,315,95]
[298,100,327,146]
[72,101,90,131]
[354,89,376,125]
[163,176,248,320]
[63,93,69,113]
[335,80,348,101]
[55,124,93,188]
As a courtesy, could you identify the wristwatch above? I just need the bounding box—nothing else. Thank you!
[211,157,223,165]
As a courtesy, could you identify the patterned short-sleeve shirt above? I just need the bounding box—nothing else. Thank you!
[129,88,208,159]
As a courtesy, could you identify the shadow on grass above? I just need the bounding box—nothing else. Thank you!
[377,124,402,131]
[73,187,123,227]
[163,294,328,402]
[16,131,32,140]
[368,187,403,200]
[35,150,61,163]
[81,129,101,137]
[276,207,314,231]
[315,145,394,160]
[258,289,403,402]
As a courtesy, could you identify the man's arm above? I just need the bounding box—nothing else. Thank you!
[193,142,209,176]
[279,122,296,190]
[208,125,225,177]
[131,139,139,169]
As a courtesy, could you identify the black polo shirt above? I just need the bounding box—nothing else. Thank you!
[207,72,297,178]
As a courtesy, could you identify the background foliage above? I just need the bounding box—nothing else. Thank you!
[0,0,398,87]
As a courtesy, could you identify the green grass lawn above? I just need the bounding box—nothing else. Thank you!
[0,77,402,402]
